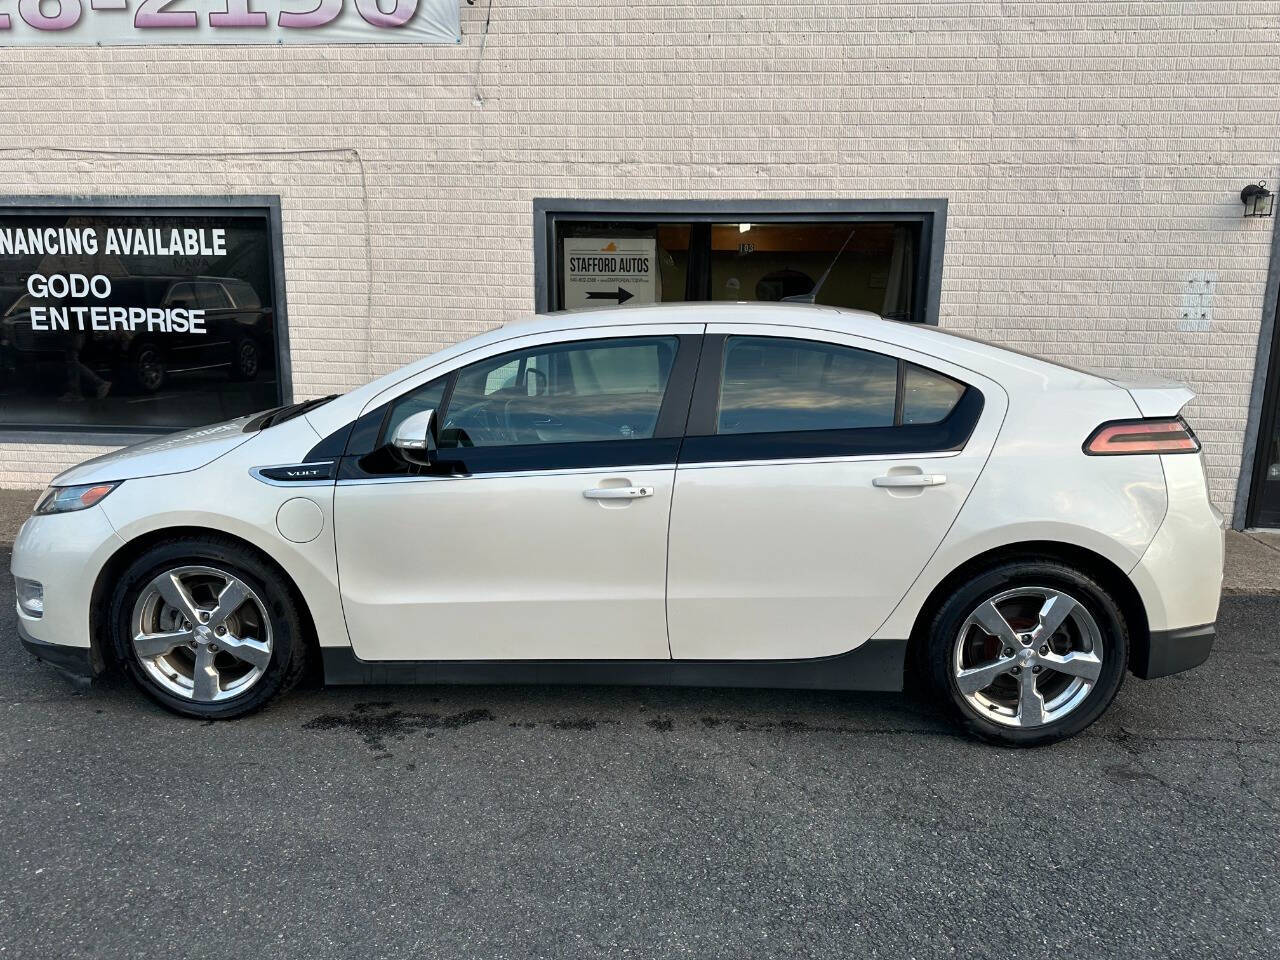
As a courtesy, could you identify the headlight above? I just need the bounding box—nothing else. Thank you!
[34,482,120,515]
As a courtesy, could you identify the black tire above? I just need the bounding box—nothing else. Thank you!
[924,560,1128,747]
[230,336,260,381]
[108,536,310,720]
[129,342,165,393]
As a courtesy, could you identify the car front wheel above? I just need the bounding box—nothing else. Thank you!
[109,537,309,719]
[925,560,1129,746]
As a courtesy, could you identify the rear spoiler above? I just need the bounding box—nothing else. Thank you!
[1091,373,1195,419]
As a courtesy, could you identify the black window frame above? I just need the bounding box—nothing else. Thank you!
[533,198,948,326]
[327,330,982,479]
[680,334,984,464]
[0,195,291,446]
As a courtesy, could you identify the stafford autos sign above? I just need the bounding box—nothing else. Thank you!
[562,237,658,310]
[0,0,459,45]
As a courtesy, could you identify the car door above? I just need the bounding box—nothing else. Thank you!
[333,326,702,662]
[666,322,1005,661]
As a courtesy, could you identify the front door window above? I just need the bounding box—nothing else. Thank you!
[366,334,696,477]
[441,336,678,448]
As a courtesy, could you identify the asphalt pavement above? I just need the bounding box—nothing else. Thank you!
[1,540,1278,960]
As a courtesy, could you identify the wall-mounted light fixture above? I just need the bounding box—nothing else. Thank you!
[1241,181,1274,218]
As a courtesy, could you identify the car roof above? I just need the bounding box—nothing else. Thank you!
[501,301,865,333]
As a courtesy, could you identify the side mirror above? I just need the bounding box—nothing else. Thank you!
[390,409,437,464]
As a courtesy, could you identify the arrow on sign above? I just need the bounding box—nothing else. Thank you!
[586,287,634,304]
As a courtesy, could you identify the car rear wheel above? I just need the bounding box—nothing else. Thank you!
[109,537,309,719]
[925,560,1128,746]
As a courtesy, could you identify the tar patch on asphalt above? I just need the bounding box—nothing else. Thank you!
[303,701,495,752]
[302,702,629,752]
[507,717,615,731]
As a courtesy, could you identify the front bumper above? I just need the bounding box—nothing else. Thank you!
[10,505,124,650]
[1132,623,1216,680]
[18,619,97,686]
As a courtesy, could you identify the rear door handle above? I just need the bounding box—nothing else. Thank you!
[873,474,947,488]
[583,486,654,500]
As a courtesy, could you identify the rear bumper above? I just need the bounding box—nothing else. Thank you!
[1128,454,1224,634]
[17,618,97,687]
[1131,623,1215,680]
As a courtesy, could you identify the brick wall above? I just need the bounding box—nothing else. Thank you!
[1,0,1277,515]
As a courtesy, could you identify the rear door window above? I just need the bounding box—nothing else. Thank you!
[680,334,980,462]
[716,336,898,434]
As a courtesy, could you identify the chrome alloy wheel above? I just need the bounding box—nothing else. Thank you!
[951,587,1104,729]
[130,565,273,703]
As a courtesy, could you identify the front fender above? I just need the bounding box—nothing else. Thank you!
[97,441,350,652]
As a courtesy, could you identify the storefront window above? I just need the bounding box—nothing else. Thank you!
[546,208,929,322]
[0,206,284,433]
[708,222,916,320]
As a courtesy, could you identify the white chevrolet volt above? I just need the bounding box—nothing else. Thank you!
[12,303,1223,745]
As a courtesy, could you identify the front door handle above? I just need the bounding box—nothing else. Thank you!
[873,474,947,488]
[583,486,654,500]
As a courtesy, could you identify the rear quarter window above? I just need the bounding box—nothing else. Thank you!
[902,363,966,425]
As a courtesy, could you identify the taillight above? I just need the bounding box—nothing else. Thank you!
[1083,417,1201,456]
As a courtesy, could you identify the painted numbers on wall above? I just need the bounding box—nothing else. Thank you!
[0,0,459,44]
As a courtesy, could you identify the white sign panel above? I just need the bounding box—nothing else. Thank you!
[0,0,460,45]
[562,237,657,310]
